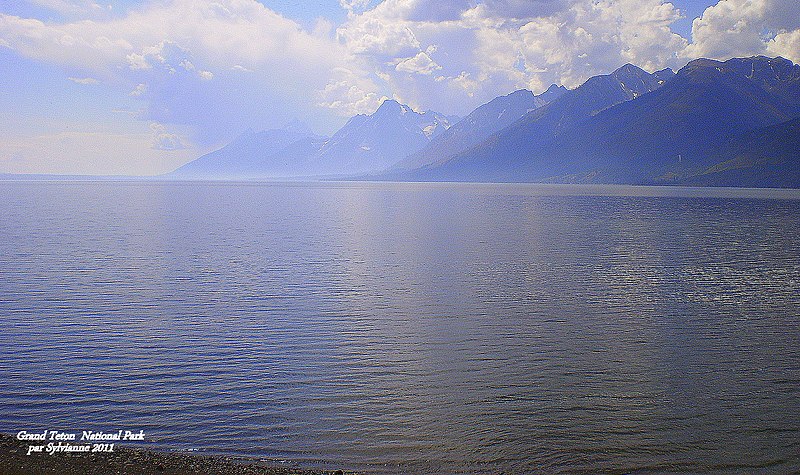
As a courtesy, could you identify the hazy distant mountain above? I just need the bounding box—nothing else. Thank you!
[394,84,567,170]
[313,100,458,175]
[401,62,668,181]
[170,120,324,178]
[170,101,457,178]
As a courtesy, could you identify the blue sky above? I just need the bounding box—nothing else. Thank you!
[1,0,798,175]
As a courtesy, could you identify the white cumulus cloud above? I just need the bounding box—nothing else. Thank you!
[768,29,800,62]
[333,0,689,115]
[150,122,188,151]
[395,46,441,75]
[68,76,99,84]
[684,0,800,62]
[0,0,365,140]
[317,67,388,116]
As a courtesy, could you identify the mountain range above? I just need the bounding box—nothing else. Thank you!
[170,55,800,188]
[392,84,567,171]
[171,101,462,179]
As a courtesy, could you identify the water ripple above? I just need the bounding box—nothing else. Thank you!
[0,181,799,474]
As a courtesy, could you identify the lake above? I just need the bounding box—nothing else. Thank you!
[1,180,799,474]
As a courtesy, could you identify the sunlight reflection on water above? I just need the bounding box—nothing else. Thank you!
[1,181,799,474]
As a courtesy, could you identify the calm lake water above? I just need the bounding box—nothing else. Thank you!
[1,181,799,474]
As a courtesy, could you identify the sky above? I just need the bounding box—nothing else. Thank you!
[1,0,799,175]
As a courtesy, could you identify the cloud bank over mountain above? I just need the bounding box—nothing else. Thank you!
[1,0,799,174]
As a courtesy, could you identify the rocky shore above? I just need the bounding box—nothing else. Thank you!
[0,433,355,475]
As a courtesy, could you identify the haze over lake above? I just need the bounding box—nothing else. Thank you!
[1,181,799,474]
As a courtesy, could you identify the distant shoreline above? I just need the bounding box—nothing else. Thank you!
[0,433,355,475]
[2,176,800,201]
